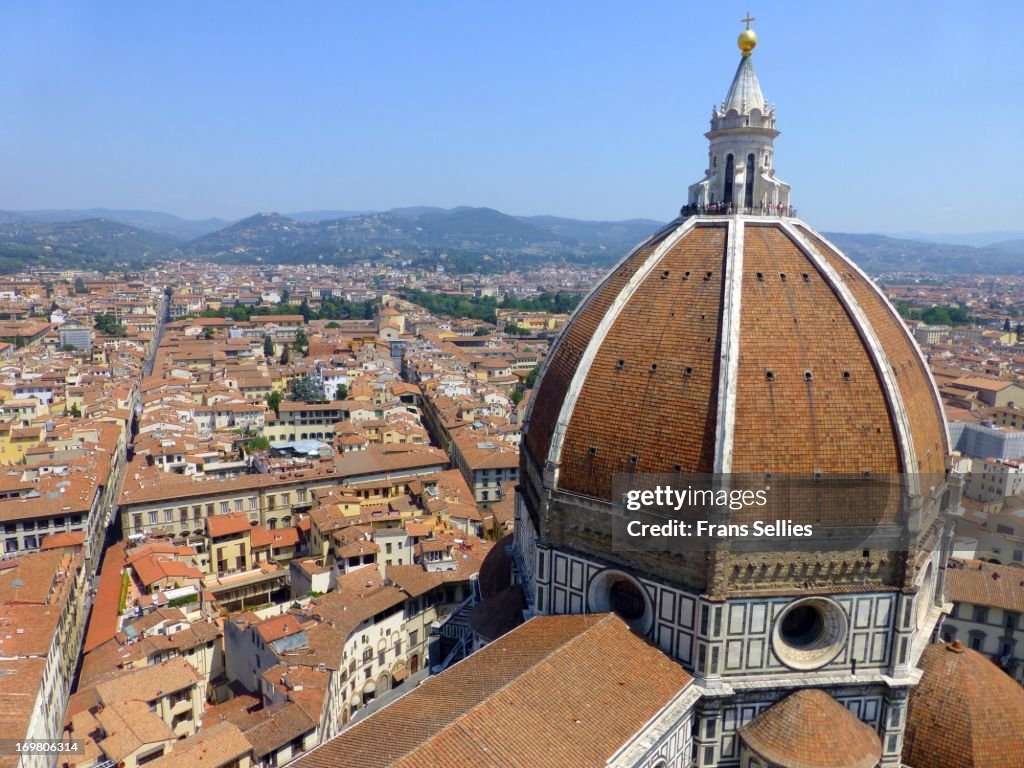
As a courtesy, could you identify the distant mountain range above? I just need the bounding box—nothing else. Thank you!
[6,208,231,240]
[0,206,1022,276]
[886,230,1024,248]
[0,215,178,273]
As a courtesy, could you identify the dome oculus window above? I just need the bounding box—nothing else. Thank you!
[771,597,848,670]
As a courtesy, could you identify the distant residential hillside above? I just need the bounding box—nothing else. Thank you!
[0,215,178,273]
[822,232,1024,275]
[173,207,612,272]
[0,205,1022,276]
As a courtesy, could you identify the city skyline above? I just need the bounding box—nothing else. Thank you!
[2,2,1020,235]
[2,8,1024,767]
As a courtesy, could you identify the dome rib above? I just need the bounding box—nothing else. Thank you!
[544,217,698,479]
[782,220,917,480]
[712,218,745,475]
[521,219,682,475]
[796,223,950,476]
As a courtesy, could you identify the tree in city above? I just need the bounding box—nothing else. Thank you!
[335,383,348,401]
[299,298,311,323]
[918,305,973,327]
[280,345,290,365]
[1005,317,1013,333]
[263,335,275,358]
[525,365,540,389]
[325,321,340,329]
[69,403,82,418]
[510,388,523,405]
[245,435,271,452]
[74,276,88,294]
[202,326,215,340]
[94,314,127,337]
[265,390,283,418]
[295,329,309,355]
[1017,321,1024,341]
[504,323,531,336]
[289,375,325,402]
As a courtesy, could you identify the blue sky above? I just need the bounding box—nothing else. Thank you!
[0,2,1017,234]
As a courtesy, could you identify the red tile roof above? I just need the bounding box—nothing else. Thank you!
[206,512,253,538]
[84,541,126,653]
[905,641,1024,767]
[740,688,881,768]
[292,614,691,768]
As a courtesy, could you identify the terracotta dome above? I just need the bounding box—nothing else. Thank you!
[523,217,948,507]
[903,641,1024,767]
[740,688,882,768]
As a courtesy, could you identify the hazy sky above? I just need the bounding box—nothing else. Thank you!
[0,2,1017,233]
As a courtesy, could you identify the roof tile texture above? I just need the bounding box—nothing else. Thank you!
[525,219,947,509]
[292,614,691,768]
[799,226,948,477]
[904,643,1024,768]
[733,225,900,476]
[740,688,882,768]
[559,224,726,497]
[525,230,672,471]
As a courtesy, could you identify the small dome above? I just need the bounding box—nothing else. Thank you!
[740,688,882,768]
[904,642,1024,767]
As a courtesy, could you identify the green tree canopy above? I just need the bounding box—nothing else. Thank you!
[289,375,325,402]
[246,435,271,452]
[94,314,127,337]
[265,390,283,418]
[525,365,540,388]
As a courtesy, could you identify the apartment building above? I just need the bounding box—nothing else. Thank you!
[942,559,1024,684]
[966,457,1024,502]
[1,454,118,573]
[118,447,448,541]
[0,549,89,768]
[448,430,519,505]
